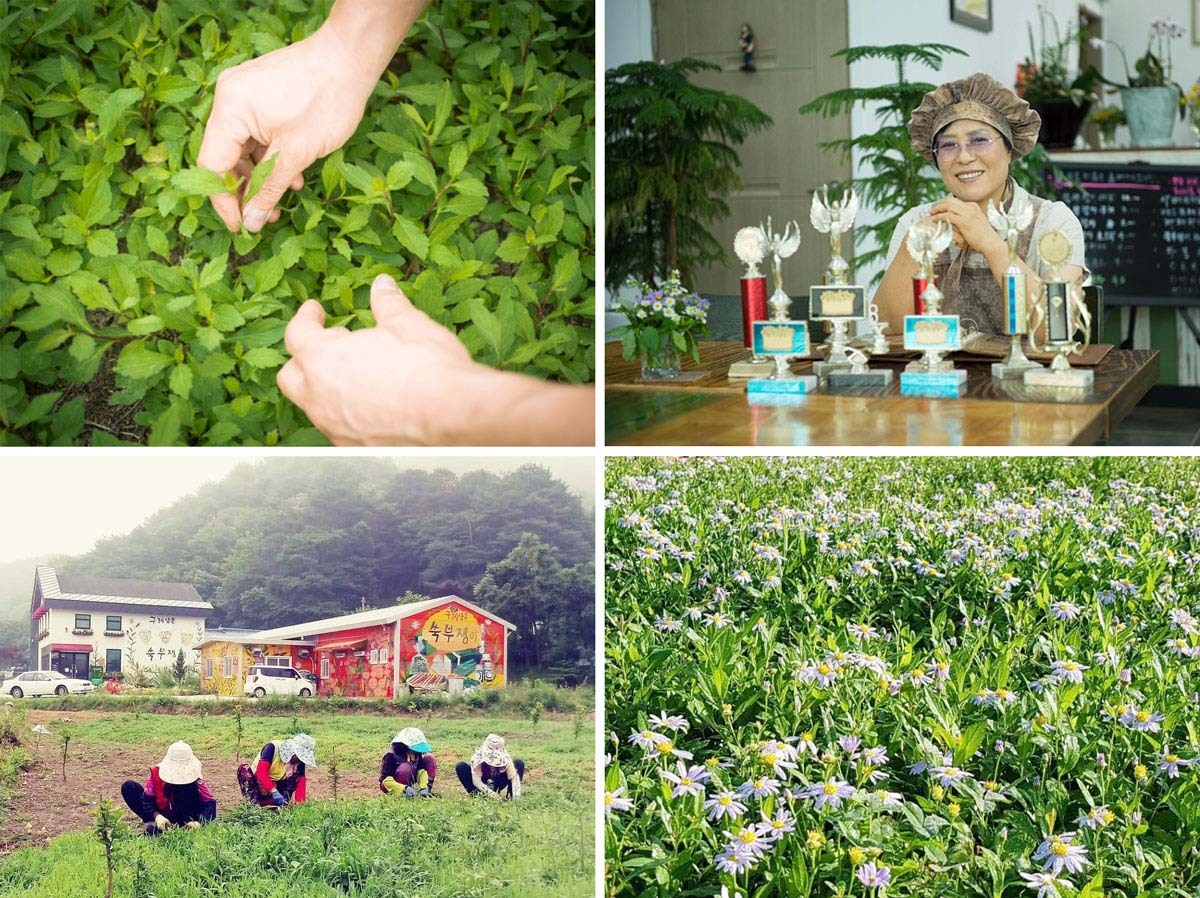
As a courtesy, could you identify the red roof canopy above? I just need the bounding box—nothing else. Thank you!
[50,643,92,652]
[316,637,369,653]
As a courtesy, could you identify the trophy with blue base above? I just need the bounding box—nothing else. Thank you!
[1024,230,1093,392]
[900,220,966,397]
[746,219,812,403]
[986,195,1042,379]
[745,320,816,404]
[809,186,867,377]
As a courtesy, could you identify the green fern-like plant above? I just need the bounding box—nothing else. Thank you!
[801,44,1067,287]
[606,58,773,290]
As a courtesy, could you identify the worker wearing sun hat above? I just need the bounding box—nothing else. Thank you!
[456,733,525,799]
[379,726,436,797]
[241,732,316,807]
[120,741,217,835]
[873,71,1089,338]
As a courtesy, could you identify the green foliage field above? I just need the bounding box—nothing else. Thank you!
[0,0,595,445]
[0,708,594,897]
[606,456,1200,898]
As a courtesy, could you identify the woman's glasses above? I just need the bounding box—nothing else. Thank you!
[934,135,997,163]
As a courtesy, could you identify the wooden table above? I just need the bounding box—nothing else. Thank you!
[606,342,1159,446]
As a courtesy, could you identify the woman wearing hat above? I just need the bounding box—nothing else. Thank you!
[240,733,316,806]
[456,733,524,799]
[379,726,436,797]
[874,72,1089,337]
[120,741,217,835]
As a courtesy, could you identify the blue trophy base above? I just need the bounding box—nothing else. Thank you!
[747,376,817,405]
[900,369,967,398]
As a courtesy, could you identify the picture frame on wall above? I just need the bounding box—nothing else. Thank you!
[950,0,992,33]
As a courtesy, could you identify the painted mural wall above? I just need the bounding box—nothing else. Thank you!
[398,602,506,691]
[200,643,314,695]
[316,624,395,699]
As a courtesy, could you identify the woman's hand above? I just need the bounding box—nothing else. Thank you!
[197,23,376,233]
[927,197,1004,256]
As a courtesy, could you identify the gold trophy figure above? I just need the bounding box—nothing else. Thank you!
[1025,230,1093,391]
[809,185,866,377]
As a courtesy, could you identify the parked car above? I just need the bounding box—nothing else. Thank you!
[298,669,319,691]
[2,670,96,698]
[243,665,314,698]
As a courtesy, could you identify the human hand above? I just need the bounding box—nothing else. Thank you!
[277,274,478,446]
[927,197,1003,256]
[197,23,376,233]
[269,789,287,806]
[184,821,201,830]
[154,814,170,831]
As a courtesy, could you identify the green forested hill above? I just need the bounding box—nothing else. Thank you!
[1,459,593,674]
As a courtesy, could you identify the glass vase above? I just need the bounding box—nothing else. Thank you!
[639,344,682,381]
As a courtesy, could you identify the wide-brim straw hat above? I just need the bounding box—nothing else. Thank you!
[280,733,317,768]
[158,741,203,784]
[908,72,1042,163]
[473,733,512,768]
[393,727,432,753]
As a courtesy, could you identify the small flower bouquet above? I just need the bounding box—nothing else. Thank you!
[1089,105,1126,144]
[609,271,711,379]
[1187,81,1200,143]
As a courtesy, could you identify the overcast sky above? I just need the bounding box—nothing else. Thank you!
[0,454,595,565]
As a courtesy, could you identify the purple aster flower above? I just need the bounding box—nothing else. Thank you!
[1033,833,1089,875]
[661,761,709,798]
[604,787,633,818]
[856,862,891,888]
[797,778,855,810]
[704,789,747,821]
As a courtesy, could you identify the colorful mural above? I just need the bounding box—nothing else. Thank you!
[316,624,394,699]
[399,602,505,691]
[199,642,315,695]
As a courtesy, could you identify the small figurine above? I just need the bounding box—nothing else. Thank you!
[867,303,889,354]
[738,23,756,72]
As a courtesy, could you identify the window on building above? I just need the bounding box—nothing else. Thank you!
[74,613,91,631]
[320,659,331,679]
[203,658,213,679]
[106,616,122,632]
[222,655,233,679]
[265,656,289,667]
[105,649,121,674]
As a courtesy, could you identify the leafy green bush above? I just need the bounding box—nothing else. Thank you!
[0,0,595,445]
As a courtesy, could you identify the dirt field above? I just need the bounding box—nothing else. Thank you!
[0,709,504,853]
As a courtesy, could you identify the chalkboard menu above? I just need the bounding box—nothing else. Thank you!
[1051,163,1200,303]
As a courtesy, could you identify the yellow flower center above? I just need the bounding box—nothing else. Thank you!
[823,782,839,795]
[1134,764,1148,779]
[739,830,757,845]
[1166,754,1179,763]
[1051,842,1069,857]
[656,740,674,755]
[763,753,777,766]
[604,793,614,806]
[680,777,692,787]
[719,795,732,806]
[1136,710,1151,723]
[817,663,832,675]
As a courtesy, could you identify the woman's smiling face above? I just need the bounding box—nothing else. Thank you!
[933,119,1012,204]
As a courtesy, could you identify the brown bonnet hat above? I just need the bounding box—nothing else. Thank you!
[908,72,1041,163]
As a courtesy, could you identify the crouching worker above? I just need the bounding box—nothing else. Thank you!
[379,727,436,797]
[120,741,216,835]
[238,733,316,807]
[456,734,524,799]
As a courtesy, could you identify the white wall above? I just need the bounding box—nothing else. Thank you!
[605,0,653,68]
[1101,0,1200,147]
[846,0,1090,287]
[38,607,206,672]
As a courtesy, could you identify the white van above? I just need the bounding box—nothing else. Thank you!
[243,665,313,698]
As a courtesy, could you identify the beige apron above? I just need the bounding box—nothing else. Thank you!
[934,191,1044,336]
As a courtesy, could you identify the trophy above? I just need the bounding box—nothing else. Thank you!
[900,220,967,397]
[867,303,890,354]
[986,196,1042,379]
[746,218,815,400]
[809,185,867,377]
[907,219,943,315]
[1024,230,1093,391]
[728,226,775,378]
[826,346,893,392]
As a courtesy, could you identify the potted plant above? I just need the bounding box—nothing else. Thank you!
[1089,105,1126,147]
[1187,81,1200,146]
[1093,17,1186,147]
[1014,9,1101,148]
[608,271,711,380]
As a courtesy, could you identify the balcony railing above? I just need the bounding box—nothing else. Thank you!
[71,628,93,636]
[104,630,124,637]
